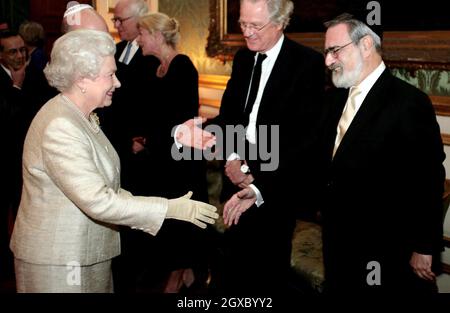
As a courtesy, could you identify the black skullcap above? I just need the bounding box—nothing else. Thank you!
[344,1,384,40]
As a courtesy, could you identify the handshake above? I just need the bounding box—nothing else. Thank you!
[167,191,219,229]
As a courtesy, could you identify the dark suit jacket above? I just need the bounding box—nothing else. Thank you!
[218,36,325,216]
[101,41,159,193]
[216,36,325,291]
[319,68,445,292]
[0,65,56,208]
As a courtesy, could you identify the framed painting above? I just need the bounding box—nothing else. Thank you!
[107,0,115,13]
[207,0,450,70]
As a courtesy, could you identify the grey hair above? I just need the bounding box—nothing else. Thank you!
[241,0,294,29]
[127,0,149,17]
[44,29,116,92]
[324,13,382,54]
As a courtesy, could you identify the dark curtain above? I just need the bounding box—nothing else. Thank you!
[0,0,29,32]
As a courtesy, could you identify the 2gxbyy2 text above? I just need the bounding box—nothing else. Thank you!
[177,297,273,310]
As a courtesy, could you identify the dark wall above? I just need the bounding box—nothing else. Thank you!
[0,0,29,32]
[0,0,92,59]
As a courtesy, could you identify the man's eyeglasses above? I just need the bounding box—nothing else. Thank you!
[111,16,134,25]
[323,41,354,58]
[4,47,27,56]
[238,20,271,33]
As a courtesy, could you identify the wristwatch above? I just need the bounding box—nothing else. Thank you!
[240,164,250,174]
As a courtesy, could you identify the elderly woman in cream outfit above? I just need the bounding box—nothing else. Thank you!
[10,29,218,293]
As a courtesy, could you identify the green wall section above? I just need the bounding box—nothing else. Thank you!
[159,0,232,75]
[392,69,450,96]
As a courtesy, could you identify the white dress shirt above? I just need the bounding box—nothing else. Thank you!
[1,64,21,89]
[351,61,386,111]
[246,35,284,144]
[118,39,139,65]
[229,35,285,207]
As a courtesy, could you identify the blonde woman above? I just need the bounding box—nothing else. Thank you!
[114,13,211,293]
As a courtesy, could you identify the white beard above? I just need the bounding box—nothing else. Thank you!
[331,51,363,88]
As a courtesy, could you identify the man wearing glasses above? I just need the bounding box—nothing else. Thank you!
[105,0,161,293]
[215,0,325,294]
[319,13,445,293]
[103,0,158,188]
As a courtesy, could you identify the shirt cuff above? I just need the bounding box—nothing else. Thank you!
[227,152,240,161]
[173,124,182,149]
[249,184,264,207]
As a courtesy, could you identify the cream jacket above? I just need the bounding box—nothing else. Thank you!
[11,94,168,266]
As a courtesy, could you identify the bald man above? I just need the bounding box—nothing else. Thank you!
[62,4,108,33]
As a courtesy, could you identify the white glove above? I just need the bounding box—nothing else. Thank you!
[167,191,219,229]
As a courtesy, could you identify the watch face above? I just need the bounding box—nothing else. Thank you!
[240,164,250,174]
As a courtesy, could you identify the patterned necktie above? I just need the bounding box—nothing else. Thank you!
[122,41,132,64]
[333,86,362,157]
[244,53,267,126]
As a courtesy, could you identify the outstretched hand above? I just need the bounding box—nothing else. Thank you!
[223,187,256,226]
[167,191,219,229]
[176,117,216,150]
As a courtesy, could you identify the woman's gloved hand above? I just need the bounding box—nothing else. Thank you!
[167,191,219,229]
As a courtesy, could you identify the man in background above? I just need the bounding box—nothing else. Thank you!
[319,13,445,293]
[104,0,161,293]
[0,30,55,283]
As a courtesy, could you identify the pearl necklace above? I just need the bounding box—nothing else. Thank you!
[61,94,100,134]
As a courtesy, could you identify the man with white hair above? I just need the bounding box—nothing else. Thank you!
[319,13,444,293]
[104,0,161,293]
[215,0,325,294]
[62,2,109,33]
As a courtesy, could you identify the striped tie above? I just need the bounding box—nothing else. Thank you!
[122,42,132,64]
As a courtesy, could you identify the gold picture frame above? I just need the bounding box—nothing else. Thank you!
[107,0,115,13]
[207,0,450,71]
[206,0,450,116]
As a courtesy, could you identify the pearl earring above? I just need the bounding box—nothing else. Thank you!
[82,89,86,93]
